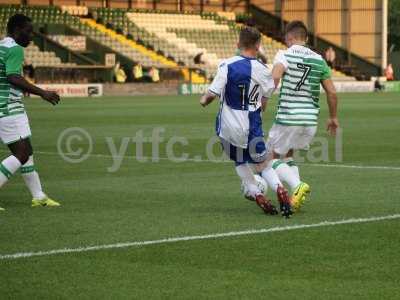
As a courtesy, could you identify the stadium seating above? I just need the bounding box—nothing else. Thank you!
[61,5,88,16]
[90,8,290,77]
[81,8,206,82]
[91,8,190,66]
[0,4,348,80]
[0,5,167,70]
[127,12,224,66]
[78,19,166,68]
[24,43,65,68]
[0,5,207,83]
[0,5,68,27]
[0,5,74,68]
[98,9,349,79]
[90,9,205,72]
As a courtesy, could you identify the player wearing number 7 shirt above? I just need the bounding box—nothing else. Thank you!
[268,21,339,212]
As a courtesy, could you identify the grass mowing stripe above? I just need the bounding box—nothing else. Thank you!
[1,214,399,261]
[1,149,399,170]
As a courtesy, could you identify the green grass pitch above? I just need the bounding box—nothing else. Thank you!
[1,92,400,299]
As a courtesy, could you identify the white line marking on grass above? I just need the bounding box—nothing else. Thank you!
[1,149,399,171]
[297,162,400,171]
[1,214,399,261]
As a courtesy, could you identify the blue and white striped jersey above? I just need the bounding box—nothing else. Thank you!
[208,55,275,148]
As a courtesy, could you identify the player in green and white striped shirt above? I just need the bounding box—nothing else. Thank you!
[0,14,61,211]
[267,21,339,212]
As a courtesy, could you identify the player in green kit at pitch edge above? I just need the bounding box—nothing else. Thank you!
[0,14,61,211]
[268,21,339,212]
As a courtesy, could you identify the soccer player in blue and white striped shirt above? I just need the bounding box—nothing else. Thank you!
[200,26,295,217]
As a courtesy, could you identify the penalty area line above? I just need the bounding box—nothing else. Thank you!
[1,214,400,261]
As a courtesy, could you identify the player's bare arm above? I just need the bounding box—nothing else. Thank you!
[199,92,216,107]
[7,74,60,105]
[272,63,286,88]
[321,78,339,136]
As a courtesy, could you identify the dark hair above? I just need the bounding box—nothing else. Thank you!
[7,14,32,35]
[285,20,308,40]
[238,26,261,49]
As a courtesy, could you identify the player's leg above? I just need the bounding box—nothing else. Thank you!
[266,125,301,191]
[267,124,311,202]
[0,153,21,211]
[237,163,277,214]
[256,158,282,193]
[248,137,291,217]
[236,163,260,200]
[271,152,301,193]
[15,142,60,207]
[272,155,300,190]
[2,114,59,207]
[221,138,277,215]
[280,150,309,211]
[0,115,30,210]
[20,154,46,200]
[0,138,30,210]
[283,149,300,180]
[0,149,24,186]
[271,153,310,212]
[15,141,59,207]
[255,159,292,217]
[248,125,285,194]
[280,126,317,211]
[0,148,24,188]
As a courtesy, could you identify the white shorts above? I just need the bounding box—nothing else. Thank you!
[267,124,317,155]
[0,113,32,145]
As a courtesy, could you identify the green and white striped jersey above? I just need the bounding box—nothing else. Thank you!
[0,37,25,118]
[273,44,331,126]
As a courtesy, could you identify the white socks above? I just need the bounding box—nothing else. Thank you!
[21,156,46,200]
[284,157,300,180]
[0,155,46,200]
[272,158,301,191]
[0,155,22,188]
[260,161,282,193]
[235,164,260,197]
